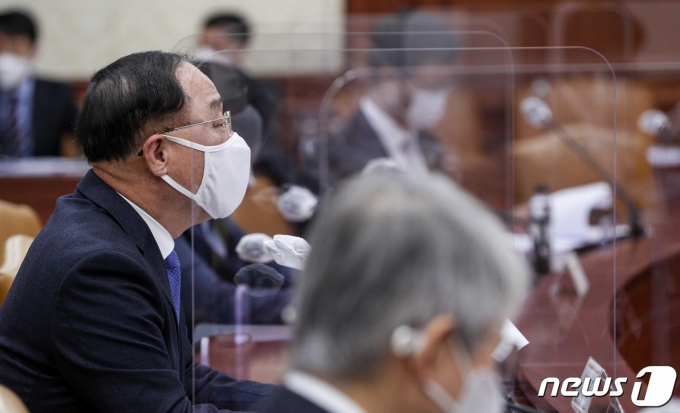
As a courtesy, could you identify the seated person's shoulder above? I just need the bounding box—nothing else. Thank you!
[31,194,144,274]
[33,77,77,103]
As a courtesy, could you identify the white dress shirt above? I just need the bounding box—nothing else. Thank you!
[118,193,174,259]
[283,370,368,413]
[359,97,429,175]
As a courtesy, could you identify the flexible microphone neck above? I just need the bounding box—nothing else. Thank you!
[547,120,645,238]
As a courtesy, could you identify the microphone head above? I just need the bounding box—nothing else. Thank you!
[638,109,669,135]
[520,96,553,129]
[234,264,285,289]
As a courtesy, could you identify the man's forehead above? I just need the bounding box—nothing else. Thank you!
[176,62,220,102]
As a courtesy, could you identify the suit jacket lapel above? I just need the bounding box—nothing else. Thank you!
[75,170,176,315]
[32,80,49,156]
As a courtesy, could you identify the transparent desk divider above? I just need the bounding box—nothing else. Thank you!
[174,21,676,409]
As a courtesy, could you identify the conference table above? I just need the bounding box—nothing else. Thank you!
[513,165,680,413]
[2,159,677,413]
[194,230,676,413]
[0,158,88,224]
[193,169,680,413]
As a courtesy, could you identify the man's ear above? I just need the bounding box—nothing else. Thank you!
[141,134,169,177]
[412,315,456,378]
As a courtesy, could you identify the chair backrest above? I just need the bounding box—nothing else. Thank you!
[0,200,41,261]
[514,122,655,210]
[0,384,29,413]
[0,235,34,307]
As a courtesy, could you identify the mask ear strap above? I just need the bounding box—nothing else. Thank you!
[161,174,198,202]
[423,379,458,413]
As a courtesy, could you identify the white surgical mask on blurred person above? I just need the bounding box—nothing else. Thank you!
[406,88,448,130]
[161,132,251,219]
[236,233,274,263]
[423,344,505,413]
[0,53,32,90]
[277,186,318,223]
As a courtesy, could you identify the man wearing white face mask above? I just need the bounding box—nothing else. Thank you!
[197,13,291,187]
[0,51,275,412]
[328,11,458,183]
[257,171,529,413]
[0,10,78,157]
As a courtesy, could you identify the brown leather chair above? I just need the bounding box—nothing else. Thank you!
[230,173,293,237]
[514,122,655,210]
[0,200,41,261]
[515,77,655,144]
[0,235,34,307]
[0,384,29,413]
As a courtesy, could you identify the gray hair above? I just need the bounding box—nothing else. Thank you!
[291,172,529,379]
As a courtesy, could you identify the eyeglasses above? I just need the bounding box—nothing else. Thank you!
[137,111,232,156]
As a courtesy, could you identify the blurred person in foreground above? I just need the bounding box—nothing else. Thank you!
[197,13,290,185]
[258,171,529,413]
[0,10,78,157]
[328,12,458,184]
[0,51,273,412]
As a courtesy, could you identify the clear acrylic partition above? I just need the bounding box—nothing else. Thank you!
[174,26,639,411]
[541,0,680,408]
[619,0,680,406]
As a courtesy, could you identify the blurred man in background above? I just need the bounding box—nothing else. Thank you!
[329,12,458,184]
[0,10,78,158]
[258,171,529,413]
[198,13,290,185]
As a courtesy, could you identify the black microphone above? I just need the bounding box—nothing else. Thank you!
[520,97,645,238]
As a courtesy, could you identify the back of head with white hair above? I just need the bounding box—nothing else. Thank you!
[291,172,529,380]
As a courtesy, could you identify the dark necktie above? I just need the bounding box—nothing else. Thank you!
[164,250,181,325]
[1,92,20,157]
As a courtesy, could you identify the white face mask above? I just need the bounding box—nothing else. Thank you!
[161,132,251,219]
[0,53,32,90]
[406,88,448,130]
[422,345,506,413]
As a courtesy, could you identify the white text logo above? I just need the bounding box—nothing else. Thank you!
[538,366,677,407]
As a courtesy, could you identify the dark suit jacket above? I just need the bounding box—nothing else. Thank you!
[256,387,328,413]
[175,235,290,335]
[181,220,295,288]
[328,109,444,184]
[32,78,79,156]
[0,170,273,413]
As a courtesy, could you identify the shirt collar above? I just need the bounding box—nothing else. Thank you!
[359,97,413,154]
[283,370,368,413]
[118,193,174,259]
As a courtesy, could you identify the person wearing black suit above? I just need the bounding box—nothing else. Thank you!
[198,13,290,185]
[0,11,78,157]
[326,12,459,187]
[0,51,274,412]
[328,107,444,184]
[182,219,295,288]
[175,234,291,333]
